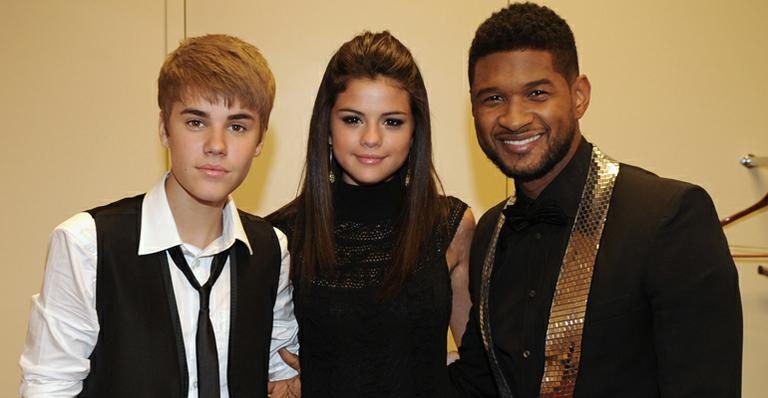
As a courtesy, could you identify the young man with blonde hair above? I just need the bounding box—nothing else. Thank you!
[20,34,298,398]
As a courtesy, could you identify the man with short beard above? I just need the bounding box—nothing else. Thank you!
[447,3,742,398]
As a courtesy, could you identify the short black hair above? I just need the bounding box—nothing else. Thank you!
[468,2,579,85]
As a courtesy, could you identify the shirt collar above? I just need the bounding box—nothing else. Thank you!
[512,136,593,220]
[137,172,253,256]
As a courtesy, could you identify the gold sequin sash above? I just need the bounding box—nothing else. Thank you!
[477,146,619,398]
[539,146,618,397]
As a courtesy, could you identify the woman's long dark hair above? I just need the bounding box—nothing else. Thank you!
[270,31,447,298]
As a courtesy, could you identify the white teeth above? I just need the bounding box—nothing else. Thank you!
[503,134,542,146]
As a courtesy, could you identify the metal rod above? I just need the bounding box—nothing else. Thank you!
[732,253,768,258]
[740,154,768,168]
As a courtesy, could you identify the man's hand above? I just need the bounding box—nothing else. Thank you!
[268,348,301,398]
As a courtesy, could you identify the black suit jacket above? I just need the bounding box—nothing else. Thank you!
[449,162,743,397]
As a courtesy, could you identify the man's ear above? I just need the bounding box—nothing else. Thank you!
[571,74,591,119]
[469,88,479,118]
[159,112,170,148]
[253,132,266,157]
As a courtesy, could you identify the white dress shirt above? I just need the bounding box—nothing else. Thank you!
[20,175,299,398]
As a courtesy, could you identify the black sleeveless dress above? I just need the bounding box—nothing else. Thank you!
[276,178,467,397]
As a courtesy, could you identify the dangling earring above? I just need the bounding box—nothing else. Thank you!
[404,154,411,187]
[329,148,336,183]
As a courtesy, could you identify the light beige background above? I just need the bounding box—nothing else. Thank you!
[1,0,766,396]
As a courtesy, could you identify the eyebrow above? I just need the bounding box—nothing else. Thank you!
[473,78,555,99]
[382,111,407,117]
[335,108,408,116]
[227,113,255,121]
[180,108,208,117]
[179,108,255,121]
[523,78,554,89]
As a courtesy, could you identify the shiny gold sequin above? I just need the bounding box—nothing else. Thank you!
[539,147,619,397]
[477,146,619,398]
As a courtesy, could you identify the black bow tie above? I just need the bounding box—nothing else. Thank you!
[502,199,568,232]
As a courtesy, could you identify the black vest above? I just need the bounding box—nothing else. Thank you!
[79,195,281,398]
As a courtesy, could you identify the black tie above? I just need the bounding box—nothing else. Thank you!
[503,199,568,232]
[168,245,231,398]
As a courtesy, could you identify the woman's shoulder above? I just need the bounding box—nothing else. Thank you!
[441,195,466,205]
[441,195,468,221]
[434,195,469,237]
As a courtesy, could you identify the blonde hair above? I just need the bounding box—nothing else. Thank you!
[158,34,276,132]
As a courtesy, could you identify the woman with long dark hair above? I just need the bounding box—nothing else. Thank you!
[269,31,473,397]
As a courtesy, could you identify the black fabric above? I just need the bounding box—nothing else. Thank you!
[168,246,230,398]
[80,195,281,398]
[490,141,587,396]
[274,177,467,398]
[449,137,743,398]
[501,197,567,232]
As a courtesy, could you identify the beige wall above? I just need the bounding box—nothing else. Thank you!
[1,1,766,396]
[0,0,175,395]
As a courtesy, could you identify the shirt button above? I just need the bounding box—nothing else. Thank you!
[193,381,198,388]
[534,232,542,240]
[528,289,536,298]
[522,350,531,359]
